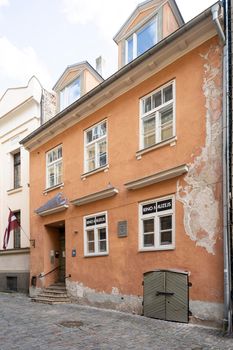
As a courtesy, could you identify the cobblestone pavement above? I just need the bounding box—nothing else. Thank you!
[0,293,233,350]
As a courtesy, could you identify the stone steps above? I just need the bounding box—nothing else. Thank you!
[31,283,70,304]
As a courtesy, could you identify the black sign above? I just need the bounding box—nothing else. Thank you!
[142,202,157,215]
[96,215,106,225]
[72,249,76,257]
[86,217,95,227]
[86,214,106,227]
[157,199,172,212]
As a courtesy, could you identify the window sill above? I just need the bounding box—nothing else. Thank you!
[84,253,108,258]
[136,137,177,159]
[43,183,64,195]
[7,187,23,195]
[81,165,109,180]
[139,246,175,252]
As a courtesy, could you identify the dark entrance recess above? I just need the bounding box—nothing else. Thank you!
[7,276,17,291]
[143,270,189,323]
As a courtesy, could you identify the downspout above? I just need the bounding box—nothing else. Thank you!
[212,3,225,44]
[219,0,232,333]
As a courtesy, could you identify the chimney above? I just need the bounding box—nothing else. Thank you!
[95,56,105,77]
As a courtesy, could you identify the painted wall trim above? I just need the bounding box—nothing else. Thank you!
[35,204,69,216]
[125,164,188,190]
[71,187,119,206]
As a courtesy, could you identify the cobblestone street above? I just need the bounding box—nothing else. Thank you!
[0,293,232,350]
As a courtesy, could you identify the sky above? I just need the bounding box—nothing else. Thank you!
[0,0,216,96]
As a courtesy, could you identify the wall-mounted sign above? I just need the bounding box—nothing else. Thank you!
[118,221,128,237]
[72,249,76,257]
[142,199,172,215]
[86,214,106,227]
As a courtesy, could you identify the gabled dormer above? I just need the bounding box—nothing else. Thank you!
[53,61,104,112]
[114,0,184,68]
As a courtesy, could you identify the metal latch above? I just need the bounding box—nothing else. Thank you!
[156,291,174,296]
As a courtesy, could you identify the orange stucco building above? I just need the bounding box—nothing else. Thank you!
[22,0,225,324]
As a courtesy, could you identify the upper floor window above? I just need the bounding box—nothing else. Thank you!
[13,151,21,189]
[84,212,108,256]
[125,17,157,64]
[140,81,175,149]
[139,196,174,251]
[46,145,62,188]
[13,211,20,249]
[84,120,107,173]
[60,77,81,110]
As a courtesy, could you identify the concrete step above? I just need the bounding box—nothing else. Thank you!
[38,293,69,298]
[31,297,70,304]
[31,282,70,304]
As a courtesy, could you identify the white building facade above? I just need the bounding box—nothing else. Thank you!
[0,76,55,293]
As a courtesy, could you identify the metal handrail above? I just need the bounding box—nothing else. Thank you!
[38,265,61,278]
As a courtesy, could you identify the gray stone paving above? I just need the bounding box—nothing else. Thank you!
[0,293,232,350]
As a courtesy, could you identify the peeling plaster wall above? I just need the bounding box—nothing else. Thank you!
[177,45,222,254]
[66,280,143,315]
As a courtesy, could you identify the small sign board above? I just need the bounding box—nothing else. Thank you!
[118,221,128,237]
[72,249,76,257]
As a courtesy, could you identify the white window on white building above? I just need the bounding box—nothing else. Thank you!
[84,212,108,256]
[84,120,107,173]
[46,145,62,189]
[125,17,157,64]
[60,77,81,110]
[139,196,175,251]
[140,81,175,149]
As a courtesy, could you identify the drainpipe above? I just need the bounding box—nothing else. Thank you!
[212,3,225,44]
[221,0,232,334]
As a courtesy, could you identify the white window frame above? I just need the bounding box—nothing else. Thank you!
[125,16,157,64]
[139,195,175,251]
[84,119,108,174]
[139,80,176,150]
[83,211,108,257]
[46,145,63,189]
[60,76,81,110]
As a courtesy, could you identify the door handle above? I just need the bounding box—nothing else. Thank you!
[156,291,174,296]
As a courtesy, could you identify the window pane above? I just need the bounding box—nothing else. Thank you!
[98,228,106,240]
[160,216,172,230]
[137,20,156,56]
[143,96,151,114]
[56,161,62,184]
[87,145,95,171]
[69,78,81,104]
[144,234,154,247]
[143,117,155,148]
[152,91,162,108]
[161,108,173,141]
[86,130,92,143]
[13,211,20,249]
[87,230,94,242]
[48,166,55,187]
[127,36,133,63]
[163,85,173,102]
[143,219,154,233]
[58,147,62,159]
[160,216,172,245]
[100,122,106,136]
[99,241,107,252]
[98,140,107,167]
[88,242,95,253]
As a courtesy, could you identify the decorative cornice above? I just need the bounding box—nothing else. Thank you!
[125,164,188,190]
[36,204,69,216]
[71,187,119,206]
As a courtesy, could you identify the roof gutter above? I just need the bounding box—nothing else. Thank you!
[211,3,225,43]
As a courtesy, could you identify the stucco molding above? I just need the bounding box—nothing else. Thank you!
[35,204,69,217]
[0,247,30,255]
[71,187,119,206]
[125,164,188,190]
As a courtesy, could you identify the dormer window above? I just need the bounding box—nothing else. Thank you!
[125,17,157,64]
[60,77,81,110]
